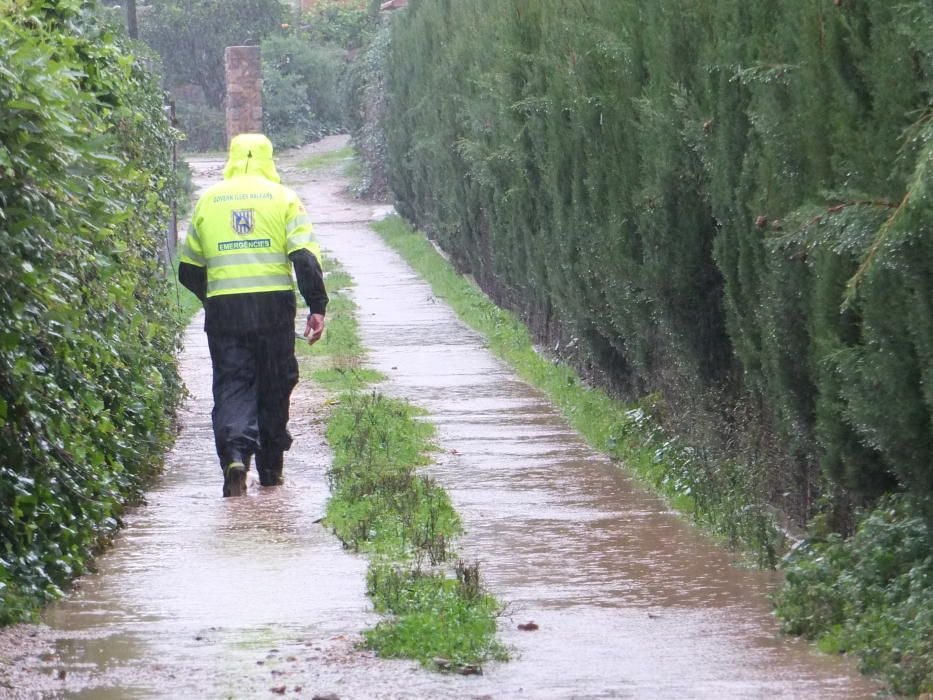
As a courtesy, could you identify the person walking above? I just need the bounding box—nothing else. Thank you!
[178,133,327,497]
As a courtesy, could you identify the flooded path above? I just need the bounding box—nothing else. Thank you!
[0,137,881,699]
[301,139,881,699]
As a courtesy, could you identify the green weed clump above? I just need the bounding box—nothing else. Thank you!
[325,392,507,669]
[304,255,506,669]
[311,367,384,393]
[326,393,449,555]
[0,1,183,622]
[365,562,505,667]
[374,216,780,565]
[774,497,933,695]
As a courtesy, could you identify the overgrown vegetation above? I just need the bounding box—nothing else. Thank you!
[305,254,506,669]
[344,12,389,199]
[261,1,371,148]
[261,34,347,149]
[775,498,933,695]
[139,0,283,151]
[172,100,225,154]
[0,0,182,622]
[383,0,933,529]
[298,0,372,49]
[141,0,285,109]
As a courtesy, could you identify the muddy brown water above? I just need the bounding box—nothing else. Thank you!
[0,137,882,699]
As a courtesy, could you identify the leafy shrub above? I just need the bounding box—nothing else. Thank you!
[141,0,367,152]
[175,100,225,153]
[775,497,933,694]
[0,0,182,622]
[140,0,286,108]
[261,34,347,149]
[299,0,370,49]
[346,19,390,199]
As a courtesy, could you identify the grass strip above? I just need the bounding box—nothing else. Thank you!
[372,215,781,566]
[304,252,507,670]
[298,145,356,173]
[325,393,507,668]
[297,260,383,392]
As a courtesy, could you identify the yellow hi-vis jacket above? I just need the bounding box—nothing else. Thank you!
[179,133,322,297]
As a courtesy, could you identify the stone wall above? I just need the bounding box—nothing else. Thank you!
[224,46,262,144]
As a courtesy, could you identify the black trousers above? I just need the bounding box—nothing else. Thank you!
[207,329,299,469]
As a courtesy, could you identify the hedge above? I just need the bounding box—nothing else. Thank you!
[0,0,183,622]
[382,0,933,525]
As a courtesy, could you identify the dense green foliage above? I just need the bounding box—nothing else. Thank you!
[775,498,933,694]
[345,18,389,198]
[139,0,285,151]
[260,2,371,148]
[299,0,370,50]
[261,34,346,148]
[140,0,370,150]
[0,0,182,621]
[140,0,286,108]
[383,0,933,524]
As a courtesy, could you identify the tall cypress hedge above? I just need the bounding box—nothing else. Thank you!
[0,0,182,621]
[383,0,932,521]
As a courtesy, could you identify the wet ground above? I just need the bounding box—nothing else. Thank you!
[0,136,883,699]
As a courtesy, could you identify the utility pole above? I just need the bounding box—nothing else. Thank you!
[126,0,138,39]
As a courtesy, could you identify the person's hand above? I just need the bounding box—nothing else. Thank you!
[304,313,325,345]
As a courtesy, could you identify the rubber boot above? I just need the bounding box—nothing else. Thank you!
[222,461,247,497]
[257,451,284,487]
[222,450,249,497]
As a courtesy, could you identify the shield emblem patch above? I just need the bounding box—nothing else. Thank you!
[231,209,255,235]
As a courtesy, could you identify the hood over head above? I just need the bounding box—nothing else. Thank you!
[223,133,281,183]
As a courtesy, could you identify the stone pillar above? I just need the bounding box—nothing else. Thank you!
[224,45,262,145]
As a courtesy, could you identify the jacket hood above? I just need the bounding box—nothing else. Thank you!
[223,133,281,183]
